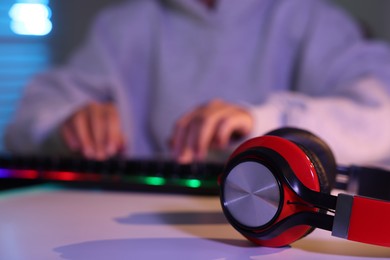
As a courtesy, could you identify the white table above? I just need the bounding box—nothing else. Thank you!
[0,184,389,260]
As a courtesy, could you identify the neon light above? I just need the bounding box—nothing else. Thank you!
[0,169,11,178]
[0,168,106,182]
[144,176,166,186]
[185,179,202,188]
[19,0,50,4]
[9,3,52,36]
[0,167,216,190]
[0,169,33,179]
[40,171,102,182]
[42,171,79,181]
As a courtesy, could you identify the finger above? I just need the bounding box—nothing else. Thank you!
[60,124,80,152]
[87,104,108,160]
[188,112,221,161]
[190,101,239,160]
[72,110,95,159]
[213,109,253,148]
[176,146,196,164]
[176,109,224,162]
[170,111,196,159]
[213,115,239,148]
[172,100,225,162]
[105,104,125,157]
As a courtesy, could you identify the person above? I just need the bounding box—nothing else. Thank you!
[4,0,390,168]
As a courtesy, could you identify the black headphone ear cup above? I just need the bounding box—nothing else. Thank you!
[265,127,337,189]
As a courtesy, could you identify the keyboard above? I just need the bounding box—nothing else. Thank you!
[3,155,386,198]
[0,156,224,195]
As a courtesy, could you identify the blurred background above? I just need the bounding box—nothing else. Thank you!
[1,0,390,154]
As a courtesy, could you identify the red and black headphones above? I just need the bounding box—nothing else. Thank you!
[219,127,390,247]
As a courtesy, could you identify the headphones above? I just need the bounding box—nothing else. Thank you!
[219,127,390,247]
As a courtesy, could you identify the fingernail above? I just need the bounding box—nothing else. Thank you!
[177,148,194,164]
[106,143,116,157]
[84,147,94,159]
[96,150,106,161]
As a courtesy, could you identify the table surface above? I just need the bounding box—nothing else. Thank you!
[0,184,389,260]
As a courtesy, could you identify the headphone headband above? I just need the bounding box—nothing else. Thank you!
[333,193,390,247]
[336,166,390,200]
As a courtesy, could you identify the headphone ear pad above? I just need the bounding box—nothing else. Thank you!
[266,127,337,189]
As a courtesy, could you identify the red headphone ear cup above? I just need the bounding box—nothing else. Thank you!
[296,144,330,194]
[265,127,337,189]
[221,135,327,247]
[293,144,330,239]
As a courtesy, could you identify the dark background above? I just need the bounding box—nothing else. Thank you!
[48,0,126,64]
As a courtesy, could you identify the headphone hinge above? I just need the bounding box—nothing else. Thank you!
[331,193,354,239]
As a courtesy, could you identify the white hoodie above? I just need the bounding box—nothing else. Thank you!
[4,0,390,168]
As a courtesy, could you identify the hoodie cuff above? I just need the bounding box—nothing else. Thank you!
[241,100,284,139]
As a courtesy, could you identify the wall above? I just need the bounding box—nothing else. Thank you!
[332,0,390,42]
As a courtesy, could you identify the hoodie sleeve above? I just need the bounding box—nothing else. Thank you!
[247,1,390,167]
[248,77,390,166]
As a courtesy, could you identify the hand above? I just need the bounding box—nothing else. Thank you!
[60,102,125,160]
[170,99,254,163]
